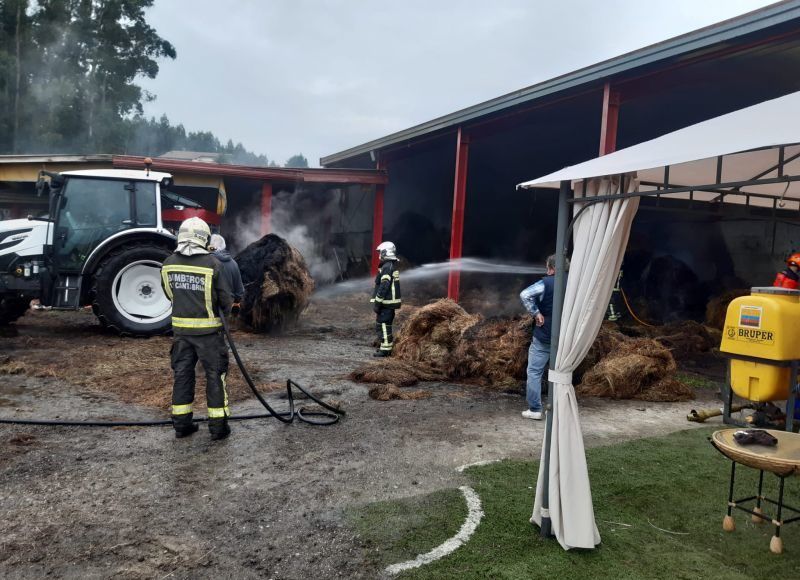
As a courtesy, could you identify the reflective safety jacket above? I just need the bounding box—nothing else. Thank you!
[371,260,401,310]
[774,268,800,290]
[161,253,233,335]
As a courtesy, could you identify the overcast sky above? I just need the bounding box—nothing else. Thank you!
[140,0,778,167]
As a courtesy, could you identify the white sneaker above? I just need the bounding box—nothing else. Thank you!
[522,410,543,420]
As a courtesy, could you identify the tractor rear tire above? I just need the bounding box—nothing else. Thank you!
[91,243,173,336]
[0,297,29,325]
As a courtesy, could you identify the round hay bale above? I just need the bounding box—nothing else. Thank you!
[235,234,314,333]
[393,299,480,368]
[576,337,690,401]
[574,323,626,383]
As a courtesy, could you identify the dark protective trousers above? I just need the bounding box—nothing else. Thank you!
[170,332,230,434]
[375,308,395,353]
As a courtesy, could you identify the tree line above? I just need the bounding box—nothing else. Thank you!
[0,0,307,167]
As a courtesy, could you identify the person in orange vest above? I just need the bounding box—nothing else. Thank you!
[773,253,800,289]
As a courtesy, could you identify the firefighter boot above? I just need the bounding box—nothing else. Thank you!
[209,419,231,441]
[173,414,199,439]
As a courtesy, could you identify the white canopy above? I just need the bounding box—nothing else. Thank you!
[519,91,800,552]
[518,90,800,210]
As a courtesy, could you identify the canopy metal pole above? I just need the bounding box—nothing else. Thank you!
[539,179,571,538]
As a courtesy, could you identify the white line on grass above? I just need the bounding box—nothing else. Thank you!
[456,458,501,473]
[385,486,484,575]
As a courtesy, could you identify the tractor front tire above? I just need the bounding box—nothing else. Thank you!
[91,243,173,336]
[0,297,30,325]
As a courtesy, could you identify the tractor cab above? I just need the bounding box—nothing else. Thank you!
[0,167,221,335]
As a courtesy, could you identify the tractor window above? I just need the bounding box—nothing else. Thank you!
[135,182,157,226]
[55,178,133,271]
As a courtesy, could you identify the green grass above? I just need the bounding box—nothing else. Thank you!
[676,372,720,390]
[348,488,468,570]
[350,429,800,579]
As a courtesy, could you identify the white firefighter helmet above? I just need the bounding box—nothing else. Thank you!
[177,217,211,248]
[376,241,397,261]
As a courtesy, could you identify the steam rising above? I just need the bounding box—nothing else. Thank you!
[228,187,342,283]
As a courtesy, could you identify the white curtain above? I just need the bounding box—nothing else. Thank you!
[531,175,640,550]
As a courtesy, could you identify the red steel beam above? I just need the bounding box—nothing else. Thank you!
[447,128,470,301]
[370,159,387,277]
[599,82,620,155]
[260,181,272,236]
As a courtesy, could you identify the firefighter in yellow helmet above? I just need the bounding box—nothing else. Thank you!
[161,217,233,440]
[370,241,402,356]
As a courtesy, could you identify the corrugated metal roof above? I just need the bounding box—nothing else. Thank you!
[0,154,113,164]
[320,0,800,167]
[113,155,388,185]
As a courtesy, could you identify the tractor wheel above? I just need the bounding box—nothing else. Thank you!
[0,297,30,325]
[91,243,172,336]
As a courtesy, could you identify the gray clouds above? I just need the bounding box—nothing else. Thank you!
[139,0,776,166]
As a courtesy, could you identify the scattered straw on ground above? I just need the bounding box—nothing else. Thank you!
[368,384,431,401]
[348,359,445,387]
[0,313,276,410]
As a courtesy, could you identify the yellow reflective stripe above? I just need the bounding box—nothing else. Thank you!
[207,406,230,419]
[221,372,229,409]
[381,275,392,281]
[381,298,401,304]
[161,265,215,276]
[172,403,192,415]
[391,282,396,302]
[204,271,213,318]
[160,266,215,318]
[369,298,376,303]
[171,316,222,328]
[392,271,400,279]
[161,269,174,300]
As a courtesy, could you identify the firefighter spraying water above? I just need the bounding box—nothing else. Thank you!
[370,241,402,357]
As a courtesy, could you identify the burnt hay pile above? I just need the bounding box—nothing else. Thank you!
[349,299,532,389]
[576,334,694,402]
[350,299,702,402]
[236,234,314,333]
[617,319,720,359]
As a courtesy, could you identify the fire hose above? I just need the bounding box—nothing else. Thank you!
[0,315,345,428]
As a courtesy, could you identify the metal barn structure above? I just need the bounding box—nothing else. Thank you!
[322,1,800,307]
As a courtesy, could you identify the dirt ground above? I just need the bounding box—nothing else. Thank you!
[0,300,722,579]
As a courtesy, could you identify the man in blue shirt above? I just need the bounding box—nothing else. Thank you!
[519,254,561,420]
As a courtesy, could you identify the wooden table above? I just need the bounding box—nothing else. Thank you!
[710,429,800,554]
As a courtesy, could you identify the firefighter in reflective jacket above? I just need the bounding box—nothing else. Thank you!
[774,253,800,289]
[370,241,402,357]
[161,217,233,440]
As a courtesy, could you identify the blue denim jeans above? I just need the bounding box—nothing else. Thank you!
[526,338,550,412]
